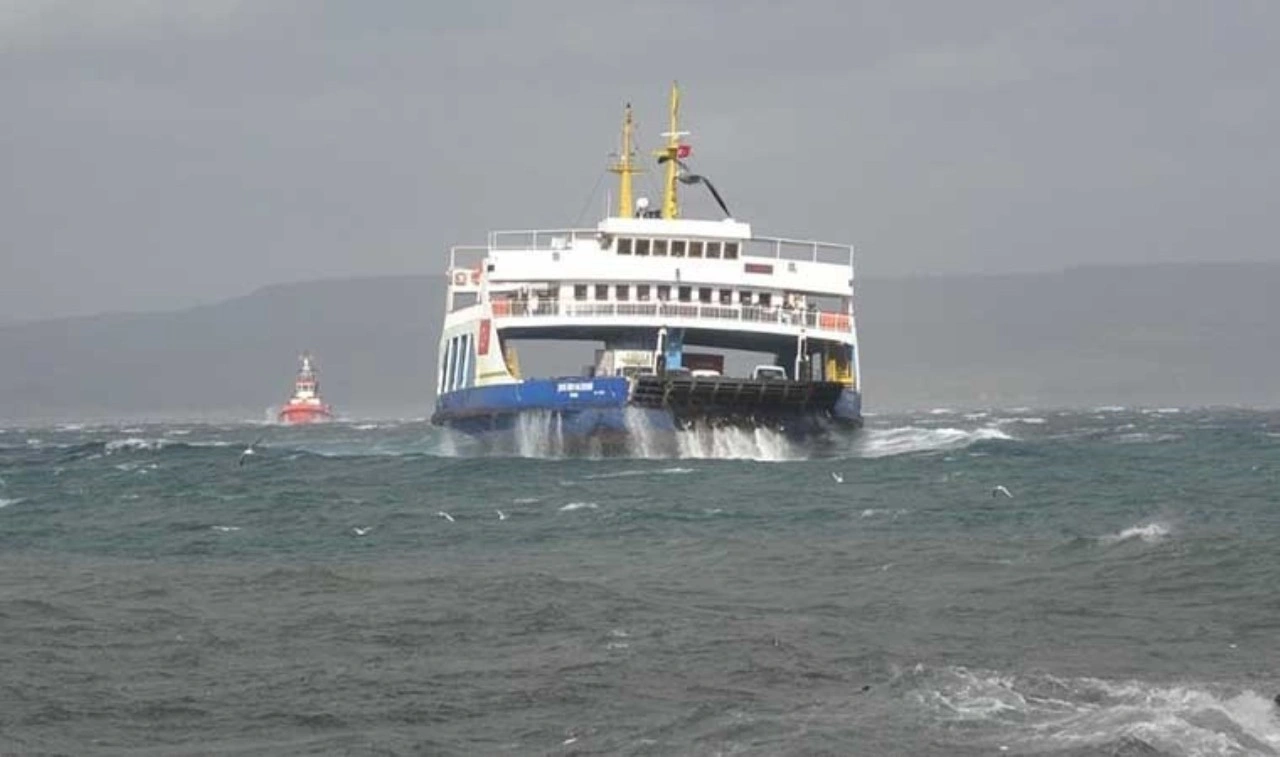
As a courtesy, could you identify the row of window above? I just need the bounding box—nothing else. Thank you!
[615,237,741,259]
[438,332,475,395]
[572,283,775,307]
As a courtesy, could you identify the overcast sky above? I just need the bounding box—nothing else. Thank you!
[3,1,1276,323]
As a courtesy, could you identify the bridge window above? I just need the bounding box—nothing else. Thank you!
[573,284,587,301]
[688,241,704,258]
[657,284,671,301]
[653,239,668,256]
[637,284,651,301]
[698,287,712,303]
[617,238,633,255]
[705,241,722,259]
[719,289,732,305]
[671,240,686,257]
[739,290,754,305]
[678,285,692,302]
[635,239,651,256]
[616,284,630,301]
[595,284,608,301]
[724,242,739,259]
[759,292,772,308]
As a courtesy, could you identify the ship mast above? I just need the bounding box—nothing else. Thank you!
[607,103,639,218]
[655,81,689,220]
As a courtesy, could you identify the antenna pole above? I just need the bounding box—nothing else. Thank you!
[607,103,638,218]
[657,81,683,219]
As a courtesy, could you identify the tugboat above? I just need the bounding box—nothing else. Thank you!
[277,353,334,424]
[430,83,861,452]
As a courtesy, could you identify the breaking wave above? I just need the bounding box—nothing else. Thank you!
[907,665,1280,756]
[854,425,1015,458]
[1099,521,1173,545]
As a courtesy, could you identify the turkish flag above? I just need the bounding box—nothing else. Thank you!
[676,144,691,159]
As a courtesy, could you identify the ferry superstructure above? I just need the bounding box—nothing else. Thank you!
[431,84,861,448]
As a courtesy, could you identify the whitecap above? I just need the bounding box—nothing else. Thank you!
[1110,432,1181,445]
[582,467,696,480]
[559,502,599,512]
[1098,521,1171,545]
[856,426,1014,459]
[860,508,908,519]
[0,497,22,509]
[105,437,167,454]
[913,665,1280,755]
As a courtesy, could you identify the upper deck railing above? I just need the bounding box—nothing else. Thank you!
[485,298,854,335]
[451,228,854,268]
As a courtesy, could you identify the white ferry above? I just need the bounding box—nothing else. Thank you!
[431,84,861,449]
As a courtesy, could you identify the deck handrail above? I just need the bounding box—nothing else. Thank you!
[449,245,488,269]
[485,298,854,334]
[468,229,854,267]
[487,229,600,250]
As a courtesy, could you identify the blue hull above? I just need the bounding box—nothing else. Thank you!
[432,377,861,438]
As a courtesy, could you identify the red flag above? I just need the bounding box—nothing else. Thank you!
[676,144,691,159]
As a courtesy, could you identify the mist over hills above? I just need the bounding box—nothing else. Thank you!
[1,262,1276,424]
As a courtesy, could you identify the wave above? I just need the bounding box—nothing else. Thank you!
[1110,432,1183,445]
[1098,521,1172,545]
[908,665,1280,756]
[581,467,695,480]
[559,502,599,512]
[854,425,1015,459]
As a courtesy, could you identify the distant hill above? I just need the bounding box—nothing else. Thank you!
[2,262,1277,423]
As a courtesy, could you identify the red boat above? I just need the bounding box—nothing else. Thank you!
[277,353,334,424]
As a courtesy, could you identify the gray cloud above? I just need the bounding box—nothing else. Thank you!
[3,1,1277,322]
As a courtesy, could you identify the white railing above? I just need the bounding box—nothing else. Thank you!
[743,236,854,267]
[487,229,600,250]
[462,228,854,267]
[449,245,488,269]
[488,298,854,334]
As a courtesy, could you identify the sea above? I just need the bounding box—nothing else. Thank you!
[1,407,1278,756]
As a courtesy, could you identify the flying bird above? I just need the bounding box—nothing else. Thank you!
[831,472,844,483]
[991,485,1013,498]
[352,527,371,536]
[437,511,455,523]
[237,436,265,466]
[496,510,507,521]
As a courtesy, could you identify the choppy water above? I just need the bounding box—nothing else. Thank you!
[2,407,1279,756]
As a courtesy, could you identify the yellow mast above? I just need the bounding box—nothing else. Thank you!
[607,103,639,218]
[654,81,687,219]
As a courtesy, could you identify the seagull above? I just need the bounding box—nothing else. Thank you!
[237,435,265,466]
[496,510,507,521]
[992,485,1013,498]
[437,511,455,523]
[352,526,371,536]
[831,472,844,483]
